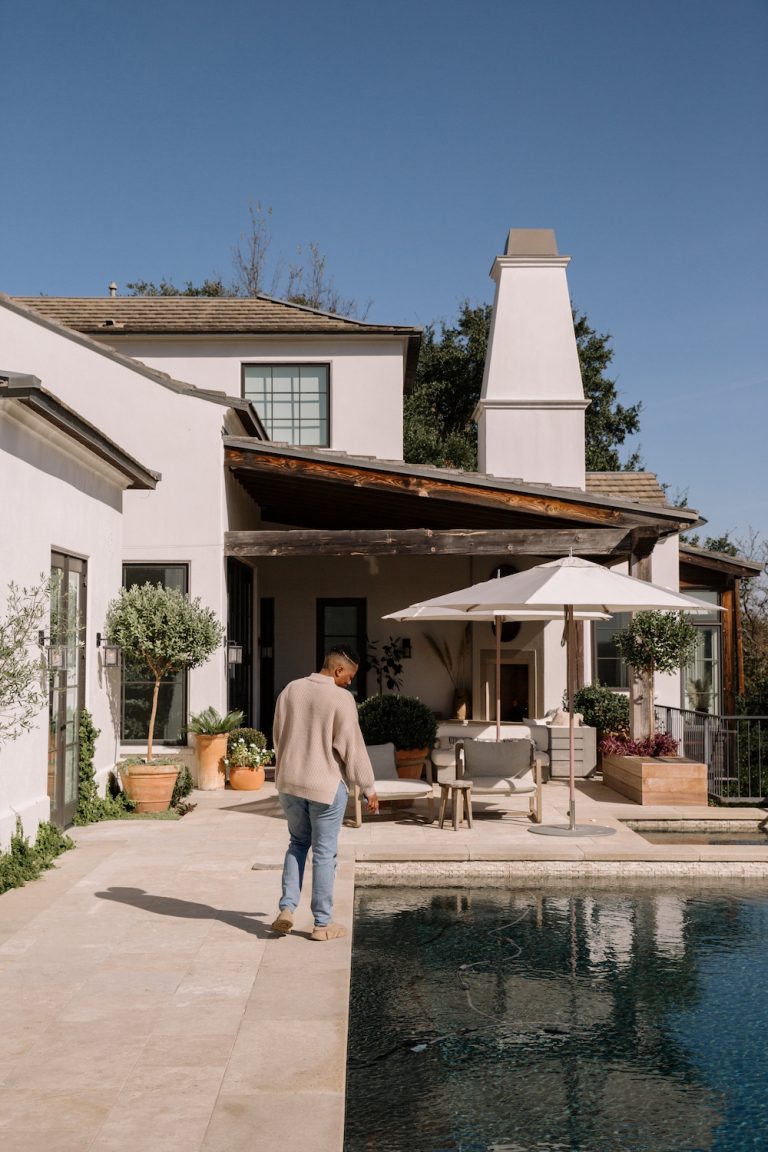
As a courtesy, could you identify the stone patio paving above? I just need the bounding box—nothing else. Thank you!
[0,778,766,1151]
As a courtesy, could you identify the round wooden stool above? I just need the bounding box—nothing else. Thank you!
[438,779,473,830]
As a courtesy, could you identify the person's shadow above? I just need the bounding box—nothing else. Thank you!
[95,886,279,938]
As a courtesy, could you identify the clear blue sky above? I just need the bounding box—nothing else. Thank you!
[2,0,766,545]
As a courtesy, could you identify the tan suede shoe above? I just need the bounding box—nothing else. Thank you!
[271,909,294,934]
[310,923,347,941]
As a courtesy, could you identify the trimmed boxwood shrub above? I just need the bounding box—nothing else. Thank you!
[358,694,438,750]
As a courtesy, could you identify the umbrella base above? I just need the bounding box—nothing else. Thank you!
[528,823,617,837]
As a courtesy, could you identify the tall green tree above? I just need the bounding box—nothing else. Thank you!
[404,302,642,472]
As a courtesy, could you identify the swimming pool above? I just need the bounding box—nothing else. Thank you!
[624,821,768,847]
[345,882,768,1151]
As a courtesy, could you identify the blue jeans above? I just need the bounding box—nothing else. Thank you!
[278,781,347,927]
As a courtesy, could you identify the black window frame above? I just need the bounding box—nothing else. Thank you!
[241,361,331,447]
[120,563,189,745]
[316,598,366,702]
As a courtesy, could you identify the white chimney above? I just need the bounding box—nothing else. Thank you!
[475,229,587,489]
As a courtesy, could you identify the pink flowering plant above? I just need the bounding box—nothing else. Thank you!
[600,731,679,758]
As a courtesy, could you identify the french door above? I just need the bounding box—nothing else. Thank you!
[47,553,86,827]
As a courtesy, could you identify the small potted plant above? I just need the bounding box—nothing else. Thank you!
[105,582,224,811]
[187,707,244,790]
[225,727,274,791]
[358,694,438,778]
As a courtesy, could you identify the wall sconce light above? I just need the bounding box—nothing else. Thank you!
[39,630,68,671]
[96,632,121,667]
[401,638,412,659]
[226,642,244,666]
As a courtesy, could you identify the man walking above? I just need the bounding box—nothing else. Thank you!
[271,647,379,940]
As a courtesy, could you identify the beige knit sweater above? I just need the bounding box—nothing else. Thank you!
[273,673,375,804]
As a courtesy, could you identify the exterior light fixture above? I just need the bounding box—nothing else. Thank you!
[96,632,121,667]
[226,642,244,666]
[401,638,412,659]
[39,629,68,671]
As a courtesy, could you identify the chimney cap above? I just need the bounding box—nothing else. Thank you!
[108,282,118,298]
[504,229,558,257]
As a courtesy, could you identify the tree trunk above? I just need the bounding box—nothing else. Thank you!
[147,676,161,761]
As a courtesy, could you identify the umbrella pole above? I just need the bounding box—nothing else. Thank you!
[529,603,614,837]
[567,605,576,831]
[495,616,501,743]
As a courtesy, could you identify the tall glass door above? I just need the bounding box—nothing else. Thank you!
[47,553,86,827]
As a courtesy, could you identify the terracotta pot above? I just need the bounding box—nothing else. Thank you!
[229,765,266,791]
[395,748,428,779]
[195,733,227,790]
[120,764,178,813]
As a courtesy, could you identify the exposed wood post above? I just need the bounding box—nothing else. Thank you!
[628,549,653,739]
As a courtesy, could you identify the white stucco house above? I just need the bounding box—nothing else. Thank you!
[0,227,755,843]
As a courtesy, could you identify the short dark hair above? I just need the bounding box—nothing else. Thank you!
[324,645,359,668]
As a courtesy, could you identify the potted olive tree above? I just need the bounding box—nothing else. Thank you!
[614,611,697,740]
[105,583,224,811]
[358,694,438,779]
[601,611,704,804]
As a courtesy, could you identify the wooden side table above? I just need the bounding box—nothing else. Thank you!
[438,779,473,830]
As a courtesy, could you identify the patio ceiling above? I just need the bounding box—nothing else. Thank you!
[224,439,698,559]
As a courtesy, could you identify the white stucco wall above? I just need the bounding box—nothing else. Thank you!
[0,401,128,848]
[1,303,235,765]
[478,407,586,488]
[476,249,588,489]
[98,335,406,459]
[255,552,572,726]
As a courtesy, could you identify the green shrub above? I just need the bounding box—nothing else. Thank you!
[227,727,268,755]
[74,709,134,824]
[0,817,74,895]
[171,764,194,806]
[358,694,438,750]
[573,681,629,735]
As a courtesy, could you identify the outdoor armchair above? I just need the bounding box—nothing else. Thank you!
[347,742,436,827]
[454,738,543,823]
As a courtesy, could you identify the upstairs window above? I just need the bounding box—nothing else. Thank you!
[243,363,329,446]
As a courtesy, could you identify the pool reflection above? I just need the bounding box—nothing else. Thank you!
[345,884,768,1152]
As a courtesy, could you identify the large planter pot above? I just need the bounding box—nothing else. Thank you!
[602,754,708,806]
[195,733,227,790]
[229,765,266,791]
[120,763,178,813]
[395,748,428,779]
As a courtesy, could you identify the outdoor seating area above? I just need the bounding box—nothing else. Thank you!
[455,737,543,823]
[346,741,436,826]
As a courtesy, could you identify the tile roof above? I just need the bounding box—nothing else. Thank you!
[585,471,670,505]
[12,295,422,338]
[0,294,266,437]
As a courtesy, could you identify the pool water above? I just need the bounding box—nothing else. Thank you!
[636,829,768,846]
[346,883,768,1152]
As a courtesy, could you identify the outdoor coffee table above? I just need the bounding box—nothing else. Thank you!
[438,778,473,831]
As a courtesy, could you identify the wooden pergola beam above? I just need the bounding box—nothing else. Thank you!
[224,527,633,558]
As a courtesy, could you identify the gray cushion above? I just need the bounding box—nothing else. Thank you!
[365,742,400,781]
[463,738,533,777]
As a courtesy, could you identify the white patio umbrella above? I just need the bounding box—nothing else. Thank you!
[383,602,609,743]
[412,556,717,836]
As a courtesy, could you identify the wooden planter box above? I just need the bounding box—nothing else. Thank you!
[602,754,708,806]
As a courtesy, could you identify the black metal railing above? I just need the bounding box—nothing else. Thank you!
[655,706,768,803]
